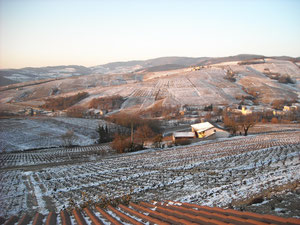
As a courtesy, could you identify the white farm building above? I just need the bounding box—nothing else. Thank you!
[173,122,229,142]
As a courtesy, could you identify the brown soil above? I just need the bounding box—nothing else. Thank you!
[232,182,300,218]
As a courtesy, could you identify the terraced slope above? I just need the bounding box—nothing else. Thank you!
[0,58,299,114]
[1,131,299,218]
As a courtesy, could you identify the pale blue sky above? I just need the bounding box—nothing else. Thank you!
[0,0,299,69]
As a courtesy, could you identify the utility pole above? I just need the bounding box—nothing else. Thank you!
[131,121,134,144]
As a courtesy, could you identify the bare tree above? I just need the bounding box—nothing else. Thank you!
[223,114,239,135]
[111,134,132,153]
[134,125,155,148]
[238,114,257,136]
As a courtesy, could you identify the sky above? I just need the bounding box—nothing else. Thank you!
[0,0,299,69]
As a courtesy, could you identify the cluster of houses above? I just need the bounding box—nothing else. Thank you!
[17,107,51,116]
[228,103,300,117]
[172,122,229,142]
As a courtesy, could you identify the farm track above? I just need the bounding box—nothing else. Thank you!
[0,130,300,218]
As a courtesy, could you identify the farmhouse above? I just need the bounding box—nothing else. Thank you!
[191,122,217,138]
[283,105,298,112]
[173,122,229,142]
[230,106,252,115]
[241,106,252,115]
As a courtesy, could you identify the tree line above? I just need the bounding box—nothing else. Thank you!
[41,92,89,111]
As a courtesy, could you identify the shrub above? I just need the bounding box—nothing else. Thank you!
[278,75,295,84]
[111,134,132,153]
[61,130,77,147]
[271,117,279,124]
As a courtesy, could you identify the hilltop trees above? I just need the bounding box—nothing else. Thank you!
[42,92,89,111]
[89,95,124,111]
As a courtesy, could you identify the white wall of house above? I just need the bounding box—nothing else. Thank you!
[196,127,229,139]
[196,127,216,138]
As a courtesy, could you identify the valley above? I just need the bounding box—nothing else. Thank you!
[0,55,300,223]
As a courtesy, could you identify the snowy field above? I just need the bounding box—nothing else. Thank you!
[0,131,299,218]
[0,117,112,152]
[0,144,112,169]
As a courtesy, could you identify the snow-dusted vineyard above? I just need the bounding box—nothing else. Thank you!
[0,144,111,168]
[1,58,300,116]
[0,131,299,218]
[0,117,112,152]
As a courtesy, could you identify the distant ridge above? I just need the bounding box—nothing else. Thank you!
[0,54,299,86]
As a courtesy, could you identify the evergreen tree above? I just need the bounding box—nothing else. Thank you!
[97,124,112,143]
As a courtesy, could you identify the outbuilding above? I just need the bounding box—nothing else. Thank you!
[172,132,195,142]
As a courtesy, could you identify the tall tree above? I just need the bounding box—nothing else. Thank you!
[223,114,239,135]
[134,125,155,148]
[238,114,257,136]
[97,125,112,143]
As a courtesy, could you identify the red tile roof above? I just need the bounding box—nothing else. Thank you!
[1,201,300,225]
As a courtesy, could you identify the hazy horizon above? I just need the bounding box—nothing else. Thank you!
[1,54,300,70]
[1,0,300,69]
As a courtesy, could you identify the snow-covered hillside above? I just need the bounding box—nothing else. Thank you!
[0,57,299,115]
[0,117,113,152]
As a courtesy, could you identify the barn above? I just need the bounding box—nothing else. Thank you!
[172,132,195,142]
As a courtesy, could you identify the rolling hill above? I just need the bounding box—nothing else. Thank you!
[0,55,299,115]
[1,54,289,86]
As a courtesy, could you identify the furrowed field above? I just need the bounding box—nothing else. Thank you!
[1,130,299,220]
